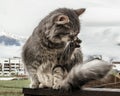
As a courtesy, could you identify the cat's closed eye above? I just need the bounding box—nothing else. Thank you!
[56,24,70,29]
[55,32,70,37]
[61,31,70,35]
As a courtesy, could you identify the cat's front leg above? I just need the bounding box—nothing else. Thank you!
[29,74,40,88]
[58,41,77,65]
[25,65,40,88]
[52,65,67,89]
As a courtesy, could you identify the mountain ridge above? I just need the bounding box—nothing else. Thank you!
[0,31,26,46]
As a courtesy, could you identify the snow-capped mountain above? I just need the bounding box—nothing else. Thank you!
[0,31,26,46]
[0,31,27,57]
[0,35,20,46]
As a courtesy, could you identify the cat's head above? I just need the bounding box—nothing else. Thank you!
[43,8,86,44]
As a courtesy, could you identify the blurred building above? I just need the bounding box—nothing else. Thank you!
[0,57,26,76]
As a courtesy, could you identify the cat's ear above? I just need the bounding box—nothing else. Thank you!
[74,8,86,16]
[56,15,69,24]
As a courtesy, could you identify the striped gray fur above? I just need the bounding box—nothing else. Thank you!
[22,8,112,91]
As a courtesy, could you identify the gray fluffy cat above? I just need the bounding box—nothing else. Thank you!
[22,8,112,91]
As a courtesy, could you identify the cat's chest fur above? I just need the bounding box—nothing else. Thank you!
[38,51,58,71]
[36,49,64,88]
[22,8,86,89]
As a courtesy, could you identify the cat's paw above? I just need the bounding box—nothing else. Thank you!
[53,82,72,91]
[39,83,46,88]
[52,84,61,89]
[74,37,82,48]
[60,83,71,91]
[29,83,39,88]
[59,82,80,92]
[69,39,81,49]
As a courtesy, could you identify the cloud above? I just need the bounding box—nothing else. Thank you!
[0,44,22,58]
[0,0,120,36]
[80,26,120,58]
[0,0,120,59]
[82,8,120,26]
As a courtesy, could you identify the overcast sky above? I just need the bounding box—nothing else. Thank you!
[0,0,120,37]
[0,0,120,58]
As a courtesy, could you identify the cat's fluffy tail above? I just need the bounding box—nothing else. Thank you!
[61,59,112,91]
